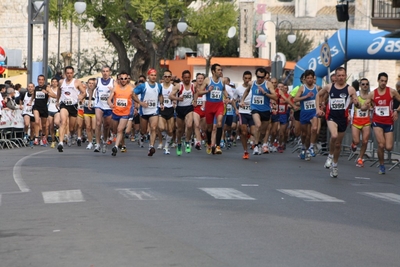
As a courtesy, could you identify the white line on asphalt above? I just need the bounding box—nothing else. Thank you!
[277,189,345,203]
[241,184,259,187]
[0,194,2,206]
[359,192,400,204]
[13,150,49,192]
[200,188,255,200]
[355,177,371,180]
[115,188,158,200]
[42,190,85,204]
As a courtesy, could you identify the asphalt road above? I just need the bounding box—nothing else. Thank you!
[1,140,399,267]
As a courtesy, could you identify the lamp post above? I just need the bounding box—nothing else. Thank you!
[74,0,86,78]
[257,19,296,80]
[57,0,62,71]
[145,2,188,70]
[27,0,49,84]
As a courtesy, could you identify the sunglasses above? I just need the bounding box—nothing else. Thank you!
[256,75,266,79]
[119,77,128,80]
[164,75,172,78]
[361,83,369,86]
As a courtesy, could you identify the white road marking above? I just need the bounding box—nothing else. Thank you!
[42,190,85,204]
[13,150,49,192]
[277,189,345,203]
[116,188,158,200]
[359,192,400,204]
[355,177,371,180]
[200,188,255,200]
[0,194,2,206]
[241,184,259,187]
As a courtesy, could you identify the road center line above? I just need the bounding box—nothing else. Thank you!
[13,150,49,192]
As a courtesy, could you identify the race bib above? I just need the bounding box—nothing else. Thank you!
[357,109,368,118]
[25,106,32,113]
[36,91,45,99]
[50,98,57,104]
[210,90,222,100]
[147,100,156,108]
[116,98,128,107]
[330,98,345,110]
[375,106,389,116]
[252,96,264,105]
[84,100,93,108]
[100,93,109,102]
[226,104,233,113]
[279,104,286,113]
[164,99,171,105]
[242,104,251,111]
[64,98,73,105]
[197,99,203,106]
[304,100,316,110]
[183,93,192,100]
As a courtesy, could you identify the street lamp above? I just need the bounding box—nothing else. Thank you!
[257,19,296,79]
[145,3,188,69]
[74,0,87,78]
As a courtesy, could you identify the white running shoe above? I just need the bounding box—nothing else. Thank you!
[253,145,259,155]
[102,143,107,153]
[164,148,170,155]
[86,143,93,150]
[324,157,333,169]
[157,143,163,150]
[330,167,338,178]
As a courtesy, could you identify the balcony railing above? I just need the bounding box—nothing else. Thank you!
[371,0,400,31]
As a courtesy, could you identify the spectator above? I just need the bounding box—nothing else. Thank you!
[14,83,21,103]
[5,87,17,110]
[0,84,6,100]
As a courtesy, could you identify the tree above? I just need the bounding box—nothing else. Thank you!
[49,0,238,80]
[276,31,313,61]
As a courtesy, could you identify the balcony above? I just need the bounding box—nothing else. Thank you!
[371,0,400,31]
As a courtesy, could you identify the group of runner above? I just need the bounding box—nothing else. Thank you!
[18,64,400,177]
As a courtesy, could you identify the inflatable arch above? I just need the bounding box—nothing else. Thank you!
[294,29,400,87]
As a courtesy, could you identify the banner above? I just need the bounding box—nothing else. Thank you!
[0,109,24,129]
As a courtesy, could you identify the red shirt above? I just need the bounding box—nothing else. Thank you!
[372,87,393,125]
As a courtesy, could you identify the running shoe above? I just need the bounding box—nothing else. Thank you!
[379,165,386,175]
[243,151,249,159]
[300,150,306,160]
[176,144,182,156]
[30,140,34,148]
[277,146,283,153]
[206,145,212,155]
[305,150,311,161]
[34,138,39,146]
[77,138,82,147]
[102,143,107,153]
[324,157,333,169]
[253,146,259,155]
[220,140,225,149]
[107,138,113,145]
[23,134,29,144]
[330,167,338,178]
[94,144,100,152]
[185,143,191,153]
[195,142,201,150]
[50,141,56,148]
[356,158,364,167]
[111,146,118,156]
[351,142,357,152]
[170,142,177,148]
[120,146,127,153]
[67,136,72,147]
[164,148,170,155]
[157,143,163,150]
[86,143,93,150]
[130,135,135,142]
[262,144,269,154]
[57,143,63,152]
[42,136,48,146]
[211,145,216,155]
[308,148,316,157]
[139,137,144,148]
[215,146,222,154]
[148,146,156,156]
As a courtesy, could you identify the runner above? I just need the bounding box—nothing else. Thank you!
[193,73,207,150]
[158,70,175,155]
[132,68,164,156]
[55,66,86,152]
[90,66,114,153]
[316,67,360,178]
[277,82,295,153]
[47,78,61,148]
[361,72,400,174]
[350,78,371,167]
[241,68,277,155]
[20,82,36,147]
[32,75,49,146]
[169,70,195,156]
[294,69,319,160]
[84,78,96,150]
[197,63,230,155]
[107,71,134,156]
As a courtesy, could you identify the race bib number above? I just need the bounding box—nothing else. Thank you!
[304,100,316,110]
[50,98,57,104]
[252,96,264,105]
[84,100,93,108]
[330,98,345,110]
[278,104,286,113]
[36,91,45,99]
[64,98,73,105]
[25,106,32,113]
[116,98,128,107]
[375,106,389,116]
[147,100,156,108]
[242,104,251,111]
[197,99,203,106]
[210,90,222,100]
[226,104,233,113]
[357,109,368,118]
[183,93,192,100]
[164,99,171,105]
[100,93,109,102]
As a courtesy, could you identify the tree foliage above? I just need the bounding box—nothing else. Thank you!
[276,31,313,61]
[48,0,238,80]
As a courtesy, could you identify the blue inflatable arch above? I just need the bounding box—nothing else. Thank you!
[294,29,400,87]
